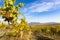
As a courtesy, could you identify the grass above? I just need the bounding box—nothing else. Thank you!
[0,23,60,40]
[31,24,60,40]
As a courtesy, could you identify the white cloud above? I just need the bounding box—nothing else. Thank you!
[29,2,54,12]
[19,0,60,23]
[21,0,60,14]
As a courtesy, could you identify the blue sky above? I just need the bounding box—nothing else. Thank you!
[0,0,60,23]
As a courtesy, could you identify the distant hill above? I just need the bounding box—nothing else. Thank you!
[45,22,59,24]
[29,22,60,26]
[29,22,41,25]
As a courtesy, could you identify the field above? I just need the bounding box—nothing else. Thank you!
[31,24,60,40]
[0,23,60,40]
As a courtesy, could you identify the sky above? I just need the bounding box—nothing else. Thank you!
[0,0,60,23]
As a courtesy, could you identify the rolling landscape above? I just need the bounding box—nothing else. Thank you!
[29,22,60,40]
[0,0,60,40]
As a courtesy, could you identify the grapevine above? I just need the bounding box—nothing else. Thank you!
[0,0,31,40]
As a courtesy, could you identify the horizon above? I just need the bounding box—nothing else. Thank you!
[0,0,60,23]
[28,21,60,23]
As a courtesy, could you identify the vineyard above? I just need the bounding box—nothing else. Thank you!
[0,0,60,40]
[31,24,60,40]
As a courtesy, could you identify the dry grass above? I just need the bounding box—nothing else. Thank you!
[31,24,60,40]
[0,23,60,40]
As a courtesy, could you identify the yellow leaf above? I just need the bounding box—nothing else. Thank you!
[10,13,13,17]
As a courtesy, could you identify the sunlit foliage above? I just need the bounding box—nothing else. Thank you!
[0,0,31,40]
